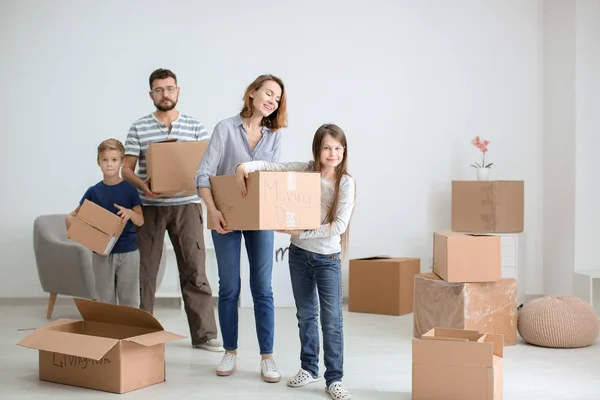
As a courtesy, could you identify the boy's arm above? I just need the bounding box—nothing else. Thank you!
[128,186,144,227]
[130,205,144,227]
[113,204,144,226]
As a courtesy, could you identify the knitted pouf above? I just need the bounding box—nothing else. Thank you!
[517,295,599,348]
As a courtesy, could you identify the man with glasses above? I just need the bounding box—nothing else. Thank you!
[122,68,223,352]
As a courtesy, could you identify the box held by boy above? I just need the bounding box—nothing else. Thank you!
[66,199,125,256]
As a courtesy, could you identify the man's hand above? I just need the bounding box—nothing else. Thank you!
[142,177,161,198]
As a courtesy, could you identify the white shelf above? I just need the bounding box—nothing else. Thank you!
[497,233,527,305]
[573,271,600,314]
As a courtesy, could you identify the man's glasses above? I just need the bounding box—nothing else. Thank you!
[151,87,177,95]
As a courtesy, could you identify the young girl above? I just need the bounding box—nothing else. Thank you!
[235,124,355,400]
[195,74,288,382]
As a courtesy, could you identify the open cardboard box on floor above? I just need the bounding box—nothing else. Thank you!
[66,199,125,255]
[146,140,209,197]
[209,171,321,231]
[412,328,504,400]
[17,298,186,394]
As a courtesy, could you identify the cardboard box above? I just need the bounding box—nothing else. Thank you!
[66,199,125,255]
[17,298,186,394]
[208,171,321,231]
[412,328,503,400]
[434,231,501,282]
[146,140,208,197]
[413,273,518,345]
[451,180,524,233]
[349,257,420,316]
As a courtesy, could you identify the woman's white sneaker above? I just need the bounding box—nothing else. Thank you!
[326,381,352,400]
[287,368,322,387]
[216,352,237,376]
[260,358,280,383]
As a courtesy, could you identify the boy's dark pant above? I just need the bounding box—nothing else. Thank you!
[136,202,217,344]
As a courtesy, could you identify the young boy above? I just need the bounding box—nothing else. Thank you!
[66,139,144,307]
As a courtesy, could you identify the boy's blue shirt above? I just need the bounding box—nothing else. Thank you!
[79,180,142,254]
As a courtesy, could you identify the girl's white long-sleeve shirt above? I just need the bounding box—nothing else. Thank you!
[242,160,356,255]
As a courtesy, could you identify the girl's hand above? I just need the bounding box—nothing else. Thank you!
[235,165,249,196]
[275,229,301,237]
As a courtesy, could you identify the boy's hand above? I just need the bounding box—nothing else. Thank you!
[142,177,161,198]
[114,204,134,223]
[65,214,76,230]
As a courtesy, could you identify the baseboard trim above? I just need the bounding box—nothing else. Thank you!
[1,295,349,308]
[0,296,214,309]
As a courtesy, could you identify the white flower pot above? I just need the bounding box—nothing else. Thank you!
[476,168,491,181]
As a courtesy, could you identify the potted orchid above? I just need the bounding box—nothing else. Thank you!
[470,136,493,181]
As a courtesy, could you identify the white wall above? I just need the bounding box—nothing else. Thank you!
[0,0,544,298]
[542,0,600,296]
[542,1,576,296]
[574,0,600,276]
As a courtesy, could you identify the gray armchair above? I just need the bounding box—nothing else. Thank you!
[33,214,167,318]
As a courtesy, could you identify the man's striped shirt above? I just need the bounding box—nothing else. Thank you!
[124,112,209,206]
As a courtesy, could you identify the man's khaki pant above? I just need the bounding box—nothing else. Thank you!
[137,202,217,344]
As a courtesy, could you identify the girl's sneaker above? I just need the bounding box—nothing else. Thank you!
[287,368,322,387]
[216,352,237,376]
[326,381,352,400]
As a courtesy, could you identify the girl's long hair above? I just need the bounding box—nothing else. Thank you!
[311,124,355,259]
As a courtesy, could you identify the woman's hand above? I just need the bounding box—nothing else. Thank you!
[210,208,232,234]
[235,164,249,196]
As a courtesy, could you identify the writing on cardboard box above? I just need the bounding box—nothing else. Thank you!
[263,177,312,227]
[52,353,112,370]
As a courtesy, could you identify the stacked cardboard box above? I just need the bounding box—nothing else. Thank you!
[411,180,524,399]
[412,328,504,400]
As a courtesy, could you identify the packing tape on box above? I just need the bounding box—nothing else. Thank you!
[104,236,118,255]
[285,211,297,228]
[287,172,297,191]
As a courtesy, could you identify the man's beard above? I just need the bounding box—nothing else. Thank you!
[154,98,178,112]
